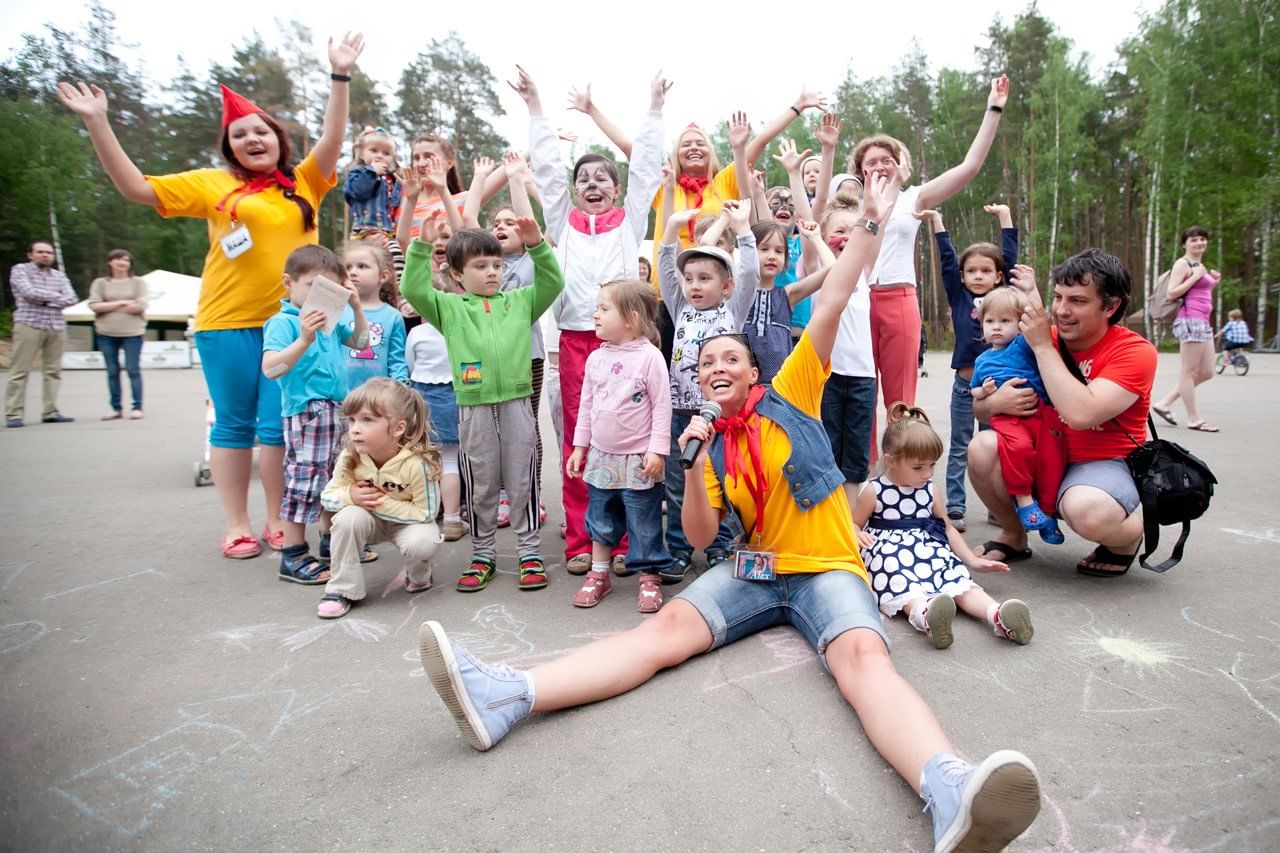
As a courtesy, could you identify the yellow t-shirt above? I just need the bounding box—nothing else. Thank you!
[651,162,740,245]
[704,333,868,580]
[147,152,336,331]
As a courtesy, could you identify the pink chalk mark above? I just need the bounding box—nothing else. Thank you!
[380,569,408,598]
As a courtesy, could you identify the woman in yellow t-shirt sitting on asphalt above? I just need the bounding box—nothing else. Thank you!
[415,172,1043,853]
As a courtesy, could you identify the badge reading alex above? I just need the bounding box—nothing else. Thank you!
[220,222,253,260]
[733,548,776,581]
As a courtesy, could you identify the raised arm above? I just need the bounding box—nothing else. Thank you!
[985,203,1018,271]
[621,73,671,235]
[916,75,1008,210]
[516,66,573,238]
[567,82,635,159]
[460,157,496,228]
[807,173,898,363]
[503,153,537,220]
[811,113,841,220]
[56,82,158,206]
[915,209,962,303]
[312,33,366,176]
[744,87,826,168]
[1007,264,1044,309]
[784,220,834,304]
[728,112,752,203]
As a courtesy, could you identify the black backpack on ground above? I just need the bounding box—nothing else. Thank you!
[1057,337,1216,572]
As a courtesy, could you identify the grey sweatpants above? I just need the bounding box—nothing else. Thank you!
[459,397,541,560]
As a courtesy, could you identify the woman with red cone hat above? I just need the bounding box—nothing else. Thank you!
[58,33,365,560]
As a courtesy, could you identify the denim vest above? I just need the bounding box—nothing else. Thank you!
[708,387,846,539]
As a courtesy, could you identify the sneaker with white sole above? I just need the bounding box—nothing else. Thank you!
[993,599,1034,645]
[418,620,533,751]
[920,750,1041,852]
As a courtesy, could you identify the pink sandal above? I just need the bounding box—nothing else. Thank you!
[572,570,611,608]
[222,534,261,559]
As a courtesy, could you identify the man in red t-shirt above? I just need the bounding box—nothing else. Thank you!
[970,249,1157,576]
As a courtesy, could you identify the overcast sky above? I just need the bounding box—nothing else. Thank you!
[2,0,1153,151]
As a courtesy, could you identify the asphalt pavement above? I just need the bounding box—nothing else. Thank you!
[1,352,1277,851]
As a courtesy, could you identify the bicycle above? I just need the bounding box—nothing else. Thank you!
[1215,347,1250,376]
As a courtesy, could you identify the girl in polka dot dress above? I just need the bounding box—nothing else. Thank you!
[853,404,1034,649]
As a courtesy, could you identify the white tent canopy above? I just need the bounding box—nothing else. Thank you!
[64,269,201,325]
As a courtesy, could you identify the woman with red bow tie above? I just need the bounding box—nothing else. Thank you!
[58,32,365,561]
[416,171,1042,853]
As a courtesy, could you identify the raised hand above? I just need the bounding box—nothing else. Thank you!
[1008,264,1037,294]
[402,163,422,201]
[472,156,496,182]
[796,218,821,242]
[983,203,1010,218]
[513,215,543,247]
[328,32,365,75]
[723,198,752,233]
[507,65,542,113]
[566,83,593,114]
[504,151,531,179]
[649,70,673,112]
[556,128,579,143]
[772,138,812,174]
[793,87,828,114]
[858,170,900,223]
[660,156,675,191]
[727,111,751,151]
[55,81,109,120]
[421,155,446,191]
[815,112,842,150]
[988,74,1010,109]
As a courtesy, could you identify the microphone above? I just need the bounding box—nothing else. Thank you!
[680,401,722,469]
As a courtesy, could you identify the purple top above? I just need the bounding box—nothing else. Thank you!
[1178,272,1216,320]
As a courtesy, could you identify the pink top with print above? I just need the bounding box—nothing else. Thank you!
[573,338,672,457]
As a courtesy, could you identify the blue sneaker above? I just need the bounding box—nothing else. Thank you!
[921,751,1041,852]
[418,620,533,751]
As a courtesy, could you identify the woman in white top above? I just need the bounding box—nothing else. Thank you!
[851,75,1009,414]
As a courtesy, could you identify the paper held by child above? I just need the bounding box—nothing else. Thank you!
[301,274,351,333]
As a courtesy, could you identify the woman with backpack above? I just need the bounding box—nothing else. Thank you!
[1151,226,1221,433]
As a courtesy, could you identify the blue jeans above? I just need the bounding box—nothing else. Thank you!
[98,334,143,413]
[665,410,734,560]
[586,484,672,574]
[677,561,888,669]
[946,372,990,514]
[820,373,877,483]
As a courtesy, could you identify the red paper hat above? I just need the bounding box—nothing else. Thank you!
[220,84,264,128]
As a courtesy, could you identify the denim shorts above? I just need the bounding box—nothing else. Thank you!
[677,561,888,669]
[1058,458,1139,515]
[820,373,878,483]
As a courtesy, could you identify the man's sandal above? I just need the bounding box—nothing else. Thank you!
[456,559,496,592]
[979,541,1033,563]
[1076,545,1138,577]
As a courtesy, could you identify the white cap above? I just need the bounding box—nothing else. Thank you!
[676,245,733,274]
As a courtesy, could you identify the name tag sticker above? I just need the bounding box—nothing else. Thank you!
[220,223,253,259]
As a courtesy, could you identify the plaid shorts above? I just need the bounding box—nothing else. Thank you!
[281,400,344,523]
[1172,316,1213,343]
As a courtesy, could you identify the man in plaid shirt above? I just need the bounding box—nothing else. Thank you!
[6,241,79,427]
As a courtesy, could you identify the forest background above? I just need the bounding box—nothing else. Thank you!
[1,0,1276,345]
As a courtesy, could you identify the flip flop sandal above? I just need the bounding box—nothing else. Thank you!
[360,548,379,563]
[1152,406,1177,426]
[317,593,352,619]
[1076,544,1138,577]
[279,553,330,585]
[1186,422,1220,432]
[456,560,496,592]
[405,575,433,594]
[980,540,1033,563]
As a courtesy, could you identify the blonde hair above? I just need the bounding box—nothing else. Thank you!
[673,126,721,182]
[343,240,397,303]
[339,378,442,482]
[1228,308,1243,320]
[849,134,914,183]
[350,127,400,174]
[819,194,859,237]
[977,286,1028,322]
[881,403,943,462]
[600,279,660,347]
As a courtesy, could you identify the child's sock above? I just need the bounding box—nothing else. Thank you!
[907,601,930,633]
[985,602,999,626]
[444,513,462,523]
[591,561,610,574]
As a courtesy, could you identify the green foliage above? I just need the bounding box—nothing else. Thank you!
[393,32,508,158]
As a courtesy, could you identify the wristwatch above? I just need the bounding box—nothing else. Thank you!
[852,218,879,236]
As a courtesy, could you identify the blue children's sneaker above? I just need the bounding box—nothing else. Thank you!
[418,620,533,751]
[1016,500,1065,545]
[920,750,1041,852]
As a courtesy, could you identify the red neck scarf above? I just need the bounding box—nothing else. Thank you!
[677,173,711,242]
[215,170,297,220]
[712,384,768,536]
